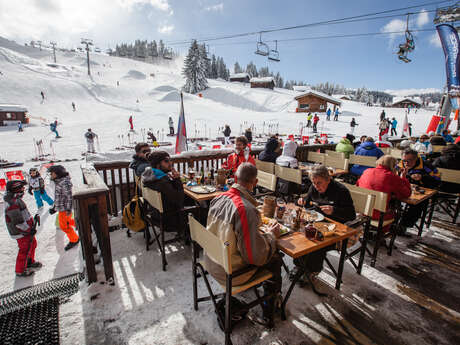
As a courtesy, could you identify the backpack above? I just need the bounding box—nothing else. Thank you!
[122,191,146,232]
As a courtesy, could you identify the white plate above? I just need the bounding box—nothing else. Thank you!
[187,185,217,194]
[304,209,325,222]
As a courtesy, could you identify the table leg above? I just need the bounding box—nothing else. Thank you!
[335,239,348,290]
[417,202,429,237]
[281,265,305,321]
[357,220,370,275]
[426,196,436,229]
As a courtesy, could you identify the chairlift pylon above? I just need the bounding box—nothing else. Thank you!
[255,33,269,56]
[268,40,280,62]
[163,48,173,60]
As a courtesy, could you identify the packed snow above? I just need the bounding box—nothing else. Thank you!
[0,36,458,345]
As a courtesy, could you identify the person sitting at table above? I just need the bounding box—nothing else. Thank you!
[397,149,441,234]
[222,136,255,177]
[429,134,447,147]
[350,137,384,176]
[433,143,460,193]
[413,134,432,156]
[295,165,356,289]
[205,163,282,328]
[442,130,454,144]
[335,134,355,158]
[142,151,185,235]
[357,155,411,233]
[276,140,298,168]
[259,137,280,163]
[129,142,151,177]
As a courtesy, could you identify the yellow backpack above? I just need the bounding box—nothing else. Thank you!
[122,191,146,232]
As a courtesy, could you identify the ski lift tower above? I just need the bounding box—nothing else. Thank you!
[50,41,57,63]
[81,38,93,76]
[433,2,460,25]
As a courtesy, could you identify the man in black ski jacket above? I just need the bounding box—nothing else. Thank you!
[129,143,151,177]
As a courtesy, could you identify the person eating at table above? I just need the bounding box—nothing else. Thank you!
[205,163,282,328]
[222,136,255,177]
[397,148,440,234]
[142,151,186,236]
[357,155,411,233]
[295,164,356,290]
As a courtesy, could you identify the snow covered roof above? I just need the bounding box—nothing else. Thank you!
[293,85,309,92]
[229,73,249,79]
[250,77,274,83]
[0,104,28,112]
[294,90,342,105]
[392,97,422,105]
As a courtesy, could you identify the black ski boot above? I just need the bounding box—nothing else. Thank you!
[64,240,79,251]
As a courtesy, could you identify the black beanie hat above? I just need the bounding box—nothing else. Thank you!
[48,165,68,178]
[6,180,27,193]
[147,151,170,168]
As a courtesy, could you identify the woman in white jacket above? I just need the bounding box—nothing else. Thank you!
[276,140,298,168]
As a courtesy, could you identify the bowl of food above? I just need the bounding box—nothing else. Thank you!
[313,222,336,237]
[303,209,324,222]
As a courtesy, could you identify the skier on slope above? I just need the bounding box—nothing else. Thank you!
[28,168,54,210]
[40,91,45,103]
[50,120,59,138]
[306,113,313,128]
[72,102,76,111]
[129,115,134,131]
[84,128,98,153]
[380,109,386,121]
[17,122,23,132]
[350,118,358,134]
[312,114,320,133]
[326,108,331,121]
[333,107,340,121]
[391,117,398,136]
[168,116,174,135]
[223,124,231,145]
[4,180,42,277]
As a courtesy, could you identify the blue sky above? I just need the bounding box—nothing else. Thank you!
[0,0,454,91]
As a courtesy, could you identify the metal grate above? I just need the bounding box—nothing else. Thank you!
[0,272,84,345]
[0,272,84,316]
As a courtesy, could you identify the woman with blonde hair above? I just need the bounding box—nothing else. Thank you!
[357,155,411,232]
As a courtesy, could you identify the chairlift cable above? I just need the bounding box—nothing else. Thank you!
[165,0,453,46]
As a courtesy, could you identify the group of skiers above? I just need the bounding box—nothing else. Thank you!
[4,165,79,277]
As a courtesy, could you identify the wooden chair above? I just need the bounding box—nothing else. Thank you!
[435,168,460,224]
[141,182,198,271]
[432,145,445,153]
[255,159,275,174]
[307,151,325,164]
[324,155,349,171]
[256,170,277,197]
[390,148,403,160]
[325,150,345,159]
[274,165,302,185]
[338,191,376,274]
[343,183,394,267]
[189,215,276,345]
[349,154,377,168]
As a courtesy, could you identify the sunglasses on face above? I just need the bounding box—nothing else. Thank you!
[141,149,151,154]
[162,158,171,162]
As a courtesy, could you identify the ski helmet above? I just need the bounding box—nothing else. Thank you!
[29,167,39,174]
[6,180,27,193]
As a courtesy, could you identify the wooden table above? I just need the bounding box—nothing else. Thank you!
[271,213,359,320]
[183,185,223,202]
[401,185,438,236]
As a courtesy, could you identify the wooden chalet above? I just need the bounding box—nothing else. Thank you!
[229,73,250,83]
[392,98,422,108]
[294,90,342,112]
[250,77,275,90]
[0,104,29,126]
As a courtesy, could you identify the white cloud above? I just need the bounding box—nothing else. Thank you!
[416,9,429,27]
[118,0,172,13]
[204,3,224,12]
[158,24,174,34]
[429,32,442,48]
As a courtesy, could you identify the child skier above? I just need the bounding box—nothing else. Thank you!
[28,167,54,209]
[50,120,59,138]
[4,180,42,277]
[48,165,79,251]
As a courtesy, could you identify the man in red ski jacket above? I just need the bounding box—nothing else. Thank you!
[223,136,255,177]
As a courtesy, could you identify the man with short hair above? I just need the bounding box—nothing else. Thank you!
[205,163,282,327]
[142,151,185,234]
[129,142,151,177]
[222,136,255,177]
[398,149,440,233]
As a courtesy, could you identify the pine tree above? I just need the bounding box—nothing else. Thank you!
[159,40,165,57]
[182,40,208,94]
[234,62,242,74]
[246,61,258,77]
[210,55,218,79]
[199,44,211,78]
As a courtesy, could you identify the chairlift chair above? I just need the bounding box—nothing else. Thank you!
[268,40,280,62]
[396,14,415,63]
[255,33,269,56]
